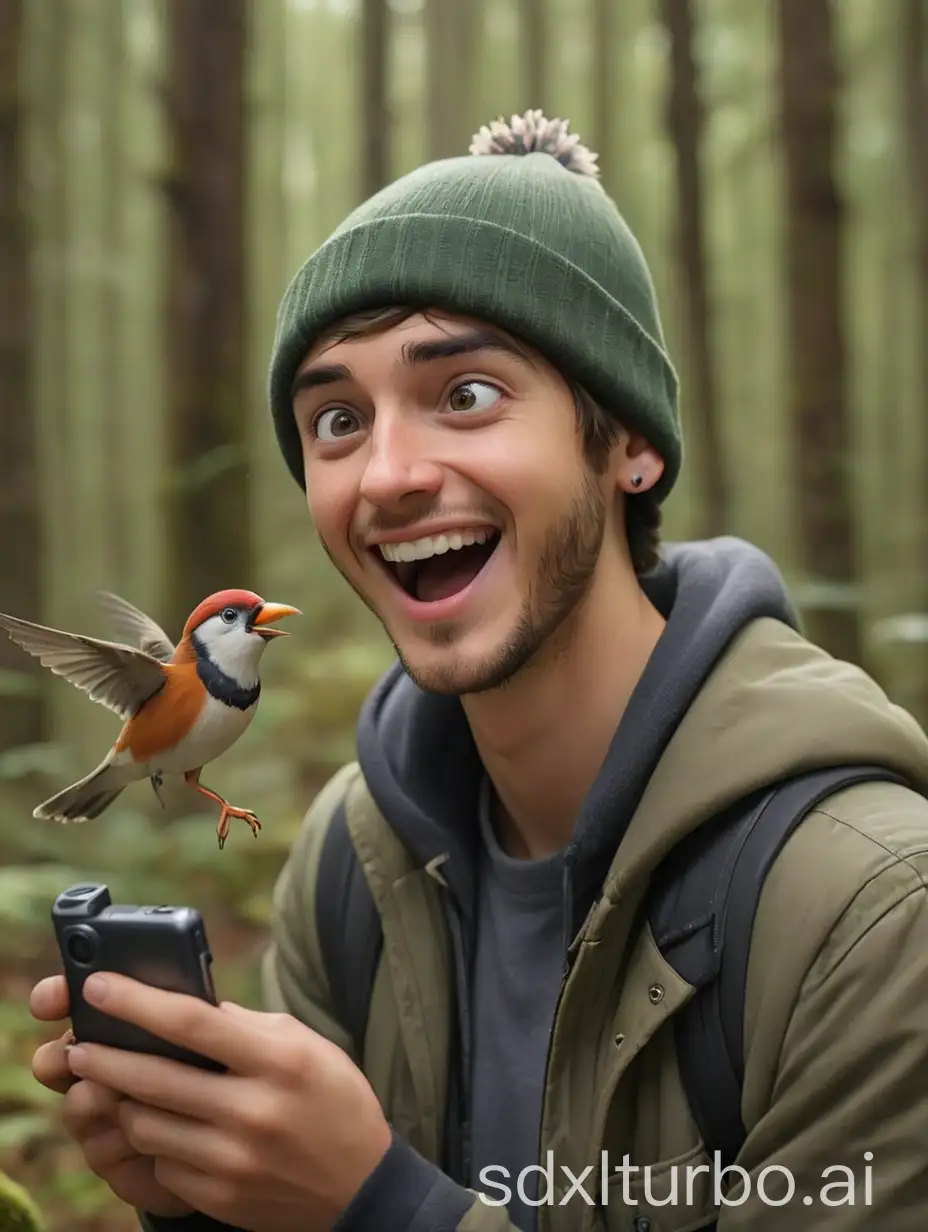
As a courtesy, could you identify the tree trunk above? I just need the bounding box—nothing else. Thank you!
[360,0,390,197]
[902,0,928,425]
[163,0,251,629]
[776,0,862,665]
[102,0,128,591]
[591,0,614,198]
[519,0,547,112]
[0,0,46,749]
[425,0,478,161]
[901,0,928,720]
[660,0,729,538]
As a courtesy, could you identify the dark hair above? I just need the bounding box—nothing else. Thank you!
[313,305,663,575]
[569,383,662,574]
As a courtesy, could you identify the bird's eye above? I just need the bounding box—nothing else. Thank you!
[221,607,237,624]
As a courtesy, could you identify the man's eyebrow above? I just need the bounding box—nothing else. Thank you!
[290,329,535,399]
[290,363,352,399]
[402,330,537,368]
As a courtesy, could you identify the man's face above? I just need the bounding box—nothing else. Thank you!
[291,311,623,695]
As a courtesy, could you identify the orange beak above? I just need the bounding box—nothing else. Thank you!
[250,602,301,639]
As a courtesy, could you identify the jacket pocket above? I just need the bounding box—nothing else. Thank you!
[597,1141,720,1232]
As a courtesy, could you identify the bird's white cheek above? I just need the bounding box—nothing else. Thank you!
[207,634,264,685]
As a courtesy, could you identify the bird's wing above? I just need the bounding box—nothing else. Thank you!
[97,591,176,663]
[0,612,167,720]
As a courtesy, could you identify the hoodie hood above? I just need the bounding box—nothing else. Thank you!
[355,536,928,937]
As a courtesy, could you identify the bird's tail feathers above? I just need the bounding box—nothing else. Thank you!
[34,756,131,824]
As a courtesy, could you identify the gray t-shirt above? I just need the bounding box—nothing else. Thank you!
[468,777,567,1232]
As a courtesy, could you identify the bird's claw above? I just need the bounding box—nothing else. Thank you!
[215,803,262,850]
[150,773,165,808]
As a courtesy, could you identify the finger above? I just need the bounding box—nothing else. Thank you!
[66,1039,244,1122]
[30,975,69,1022]
[80,972,288,1075]
[218,1001,295,1034]
[217,1000,265,1022]
[82,1124,140,1177]
[62,1079,123,1141]
[119,1100,251,1178]
[152,1157,231,1225]
[32,1029,78,1095]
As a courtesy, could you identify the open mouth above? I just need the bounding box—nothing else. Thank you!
[374,530,502,604]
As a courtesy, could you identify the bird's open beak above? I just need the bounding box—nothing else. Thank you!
[250,602,301,639]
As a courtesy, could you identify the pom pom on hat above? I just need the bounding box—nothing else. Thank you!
[469,109,603,190]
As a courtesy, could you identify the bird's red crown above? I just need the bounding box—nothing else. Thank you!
[183,589,264,638]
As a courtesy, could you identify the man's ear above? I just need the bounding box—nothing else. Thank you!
[613,430,664,495]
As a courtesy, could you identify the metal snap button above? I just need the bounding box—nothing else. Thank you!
[648,983,664,1004]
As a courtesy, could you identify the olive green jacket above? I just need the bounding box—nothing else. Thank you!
[140,614,928,1232]
[259,616,928,1231]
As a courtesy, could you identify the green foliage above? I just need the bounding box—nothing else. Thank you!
[0,744,71,784]
[0,674,41,702]
[0,866,92,962]
[0,1170,43,1232]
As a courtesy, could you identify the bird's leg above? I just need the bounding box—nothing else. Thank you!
[183,768,261,850]
[150,772,165,808]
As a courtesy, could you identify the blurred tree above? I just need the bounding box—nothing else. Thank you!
[900,0,928,719]
[425,0,478,160]
[361,0,390,196]
[901,1,927,510]
[101,0,128,590]
[520,0,548,111]
[901,1,927,301]
[591,0,615,198]
[660,0,729,537]
[776,0,862,665]
[0,0,46,750]
[162,0,252,627]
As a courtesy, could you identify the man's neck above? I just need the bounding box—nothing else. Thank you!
[462,560,666,860]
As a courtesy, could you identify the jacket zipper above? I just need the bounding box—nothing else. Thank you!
[528,846,583,1228]
[442,886,474,1186]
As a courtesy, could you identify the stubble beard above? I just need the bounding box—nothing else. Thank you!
[315,468,608,697]
[398,468,607,696]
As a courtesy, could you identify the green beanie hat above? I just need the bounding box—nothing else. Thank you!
[268,110,681,502]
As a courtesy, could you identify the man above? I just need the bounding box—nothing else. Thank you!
[29,111,928,1231]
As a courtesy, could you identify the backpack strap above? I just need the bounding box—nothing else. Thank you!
[314,798,383,1060]
[649,763,908,1174]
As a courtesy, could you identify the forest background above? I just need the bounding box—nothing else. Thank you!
[1,0,926,1228]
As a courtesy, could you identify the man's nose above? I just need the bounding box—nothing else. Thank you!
[358,415,443,509]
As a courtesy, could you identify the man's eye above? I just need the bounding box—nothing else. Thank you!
[446,381,502,414]
[314,407,360,442]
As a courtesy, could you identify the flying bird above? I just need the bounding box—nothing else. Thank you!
[0,589,300,848]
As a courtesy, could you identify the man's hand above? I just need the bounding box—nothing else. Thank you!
[44,971,392,1232]
[29,975,195,1219]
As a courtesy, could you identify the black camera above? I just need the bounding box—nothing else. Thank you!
[52,882,223,1070]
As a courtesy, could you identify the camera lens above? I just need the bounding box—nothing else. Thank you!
[66,929,97,965]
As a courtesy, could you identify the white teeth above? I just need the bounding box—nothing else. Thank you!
[378,528,494,564]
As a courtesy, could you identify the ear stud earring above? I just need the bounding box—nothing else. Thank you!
[630,475,643,488]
